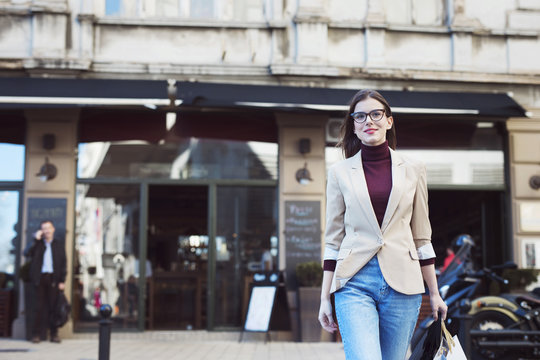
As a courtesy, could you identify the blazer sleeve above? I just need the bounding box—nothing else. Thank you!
[410,163,435,260]
[323,165,346,261]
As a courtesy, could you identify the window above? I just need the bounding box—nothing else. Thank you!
[0,143,24,181]
[78,139,277,181]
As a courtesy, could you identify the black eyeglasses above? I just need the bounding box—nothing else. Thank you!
[350,109,386,123]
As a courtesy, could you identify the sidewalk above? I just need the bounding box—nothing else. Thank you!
[0,332,346,360]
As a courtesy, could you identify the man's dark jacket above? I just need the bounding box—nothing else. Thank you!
[24,238,67,287]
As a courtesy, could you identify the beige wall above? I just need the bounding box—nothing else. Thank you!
[507,112,540,270]
[276,113,330,342]
[14,109,78,339]
[276,114,327,270]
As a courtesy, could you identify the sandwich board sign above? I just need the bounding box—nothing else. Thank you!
[244,286,277,332]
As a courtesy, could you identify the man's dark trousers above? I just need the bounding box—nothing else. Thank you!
[34,273,59,339]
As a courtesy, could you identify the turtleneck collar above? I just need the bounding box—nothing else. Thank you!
[360,141,390,162]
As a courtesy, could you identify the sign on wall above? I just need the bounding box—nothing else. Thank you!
[284,200,321,288]
[26,198,67,244]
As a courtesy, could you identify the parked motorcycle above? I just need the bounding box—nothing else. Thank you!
[409,235,540,360]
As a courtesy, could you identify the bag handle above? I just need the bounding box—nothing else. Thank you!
[441,319,455,353]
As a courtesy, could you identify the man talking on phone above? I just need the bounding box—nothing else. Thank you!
[24,220,67,343]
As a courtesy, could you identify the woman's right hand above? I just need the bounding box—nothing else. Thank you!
[318,298,338,333]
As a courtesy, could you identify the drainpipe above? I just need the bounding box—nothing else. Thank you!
[446,0,455,71]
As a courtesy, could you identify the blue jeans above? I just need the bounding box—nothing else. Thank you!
[334,256,422,360]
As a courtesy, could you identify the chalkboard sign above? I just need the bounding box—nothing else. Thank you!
[26,198,67,244]
[244,286,277,332]
[284,200,321,288]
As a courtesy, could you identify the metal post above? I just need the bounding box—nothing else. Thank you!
[98,304,113,360]
[457,299,472,358]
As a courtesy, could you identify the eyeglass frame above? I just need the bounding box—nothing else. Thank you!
[350,108,386,123]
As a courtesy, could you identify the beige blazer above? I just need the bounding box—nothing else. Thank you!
[324,149,433,295]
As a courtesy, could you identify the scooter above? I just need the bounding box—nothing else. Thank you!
[409,236,540,360]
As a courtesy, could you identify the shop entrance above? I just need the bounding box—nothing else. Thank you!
[429,189,507,269]
[147,185,208,330]
[146,184,278,330]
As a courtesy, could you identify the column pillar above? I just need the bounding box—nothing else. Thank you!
[12,109,78,339]
[276,113,329,341]
[507,113,540,274]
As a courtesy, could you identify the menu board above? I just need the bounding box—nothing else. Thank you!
[284,200,321,288]
[26,197,67,243]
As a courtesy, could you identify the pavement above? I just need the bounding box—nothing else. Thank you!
[0,332,346,360]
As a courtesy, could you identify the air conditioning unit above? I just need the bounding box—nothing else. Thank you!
[326,117,343,143]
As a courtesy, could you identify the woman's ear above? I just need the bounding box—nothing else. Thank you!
[386,116,394,130]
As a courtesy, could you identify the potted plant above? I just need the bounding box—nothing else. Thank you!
[296,261,323,342]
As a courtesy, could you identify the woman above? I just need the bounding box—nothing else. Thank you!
[318,89,447,360]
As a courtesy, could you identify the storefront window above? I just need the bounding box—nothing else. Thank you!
[0,143,24,181]
[73,184,141,330]
[214,186,277,328]
[78,138,277,181]
[0,191,19,288]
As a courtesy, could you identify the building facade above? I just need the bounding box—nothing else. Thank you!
[0,0,539,338]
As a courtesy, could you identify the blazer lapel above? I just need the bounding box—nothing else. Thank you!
[381,149,405,233]
[350,152,382,236]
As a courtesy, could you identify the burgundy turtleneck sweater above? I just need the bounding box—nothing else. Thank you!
[361,141,393,227]
[323,141,434,272]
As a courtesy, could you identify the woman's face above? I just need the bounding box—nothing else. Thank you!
[353,98,393,147]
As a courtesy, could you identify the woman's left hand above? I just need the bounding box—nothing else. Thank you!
[430,293,447,321]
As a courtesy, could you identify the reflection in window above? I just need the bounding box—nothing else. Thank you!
[74,184,140,329]
[0,191,19,287]
[190,0,214,18]
[104,0,217,18]
[214,186,277,327]
[0,143,24,181]
[78,138,277,180]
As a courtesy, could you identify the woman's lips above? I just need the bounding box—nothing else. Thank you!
[364,129,377,134]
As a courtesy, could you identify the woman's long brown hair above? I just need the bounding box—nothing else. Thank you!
[337,89,397,158]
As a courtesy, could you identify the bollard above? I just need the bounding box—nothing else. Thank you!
[98,304,113,360]
[457,299,472,359]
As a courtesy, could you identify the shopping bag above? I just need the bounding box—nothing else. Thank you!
[408,317,442,360]
[433,321,467,360]
[53,291,71,328]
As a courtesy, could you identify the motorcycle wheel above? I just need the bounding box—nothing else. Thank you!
[470,310,529,360]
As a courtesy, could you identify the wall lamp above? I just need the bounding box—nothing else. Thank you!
[36,157,57,182]
[530,175,540,190]
[296,162,313,185]
[36,133,57,182]
[296,138,312,185]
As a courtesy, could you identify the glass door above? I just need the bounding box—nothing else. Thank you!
[147,185,208,330]
[213,186,277,328]
[73,183,141,330]
[0,190,21,288]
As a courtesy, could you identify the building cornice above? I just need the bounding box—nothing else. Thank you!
[93,17,287,30]
[1,60,539,87]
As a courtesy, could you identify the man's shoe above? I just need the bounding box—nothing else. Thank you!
[50,335,61,343]
[31,336,40,343]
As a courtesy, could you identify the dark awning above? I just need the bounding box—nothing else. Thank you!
[0,77,528,145]
[176,81,527,118]
[0,77,170,108]
[0,77,527,118]
[0,77,169,144]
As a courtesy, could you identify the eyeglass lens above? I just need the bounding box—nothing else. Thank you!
[351,109,385,122]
